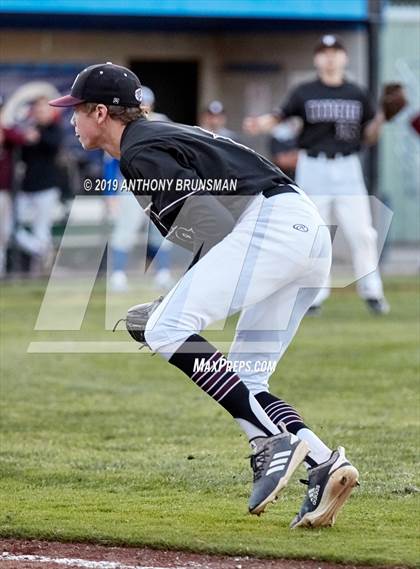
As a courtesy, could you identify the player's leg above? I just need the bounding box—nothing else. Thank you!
[227,234,358,527]
[15,191,39,256]
[302,194,333,311]
[144,210,309,513]
[109,193,145,292]
[0,191,13,277]
[16,188,58,263]
[144,191,326,439]
[295,151,328,197]
[228,289,333,468]
[331,154,388,313]
[295,152,333,311]
[144,192,325,511]
[147,224,175,292]
[144,195,290,441]
[228,229,333,468]
[31,187,59,256]
[229,288,359,528]
[334,191,388,314]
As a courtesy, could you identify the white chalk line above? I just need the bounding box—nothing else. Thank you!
[0,552,192,569]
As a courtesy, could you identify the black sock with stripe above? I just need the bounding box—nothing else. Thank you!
[255,391,306,433]
[255,391,318,468]
[169,334,279,440]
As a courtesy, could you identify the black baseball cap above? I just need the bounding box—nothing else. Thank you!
[49,62,142,108]
[314,35,346,54]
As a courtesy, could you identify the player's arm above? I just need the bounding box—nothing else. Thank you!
[243,113,281,136]
[243,85,301,136]
[359,86,382,147]
[362,111,385,146]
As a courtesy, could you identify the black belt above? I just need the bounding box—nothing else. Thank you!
[262,184,298,199]
[306,150,353,159]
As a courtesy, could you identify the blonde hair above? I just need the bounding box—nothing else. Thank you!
[83,102,148,124]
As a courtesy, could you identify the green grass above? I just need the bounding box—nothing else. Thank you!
[0,277,419,565]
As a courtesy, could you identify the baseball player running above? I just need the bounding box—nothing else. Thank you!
[50,62,359,528]
[244,34,392,316]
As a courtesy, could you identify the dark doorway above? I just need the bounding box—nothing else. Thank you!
[129,60,199,125]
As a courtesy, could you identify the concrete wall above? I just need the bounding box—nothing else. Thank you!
[1,28,368,134]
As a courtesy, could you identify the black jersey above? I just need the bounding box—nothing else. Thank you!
[277,78,375,155]
[119,118,292,237]
[21,122,63,192]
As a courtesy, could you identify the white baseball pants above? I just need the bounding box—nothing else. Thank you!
[15,187,59,257]
[110,192,145,252]
[144,188,331,394]
[0,191,13,277]
[295,151,384,305]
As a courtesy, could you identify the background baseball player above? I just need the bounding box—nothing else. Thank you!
[244,34,404,316]
[107,86,174,292]
[0,96,34,278]
[15,96,63,273]
[50,62,360,529]
[199,100,241,142]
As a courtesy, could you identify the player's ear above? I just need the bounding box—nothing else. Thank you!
[96,104,109,125]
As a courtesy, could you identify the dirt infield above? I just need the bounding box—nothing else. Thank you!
[0,540,407,569]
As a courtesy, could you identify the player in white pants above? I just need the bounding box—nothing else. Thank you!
[145,190,330,375]
[15,186,59,259]
[50,61,360,528]
[244,34,389,315]
[295,152,384,307]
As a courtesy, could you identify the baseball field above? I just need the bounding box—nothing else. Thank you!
[0,276,418,567]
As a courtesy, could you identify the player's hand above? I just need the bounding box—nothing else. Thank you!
[243,116,263,135]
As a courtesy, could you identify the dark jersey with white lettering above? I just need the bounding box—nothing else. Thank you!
[119,118,293,240]
[276,78,375,155]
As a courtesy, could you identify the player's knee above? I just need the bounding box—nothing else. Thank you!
[242,374,270,395]
[144,316,194,356]
[144,318,169,353]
